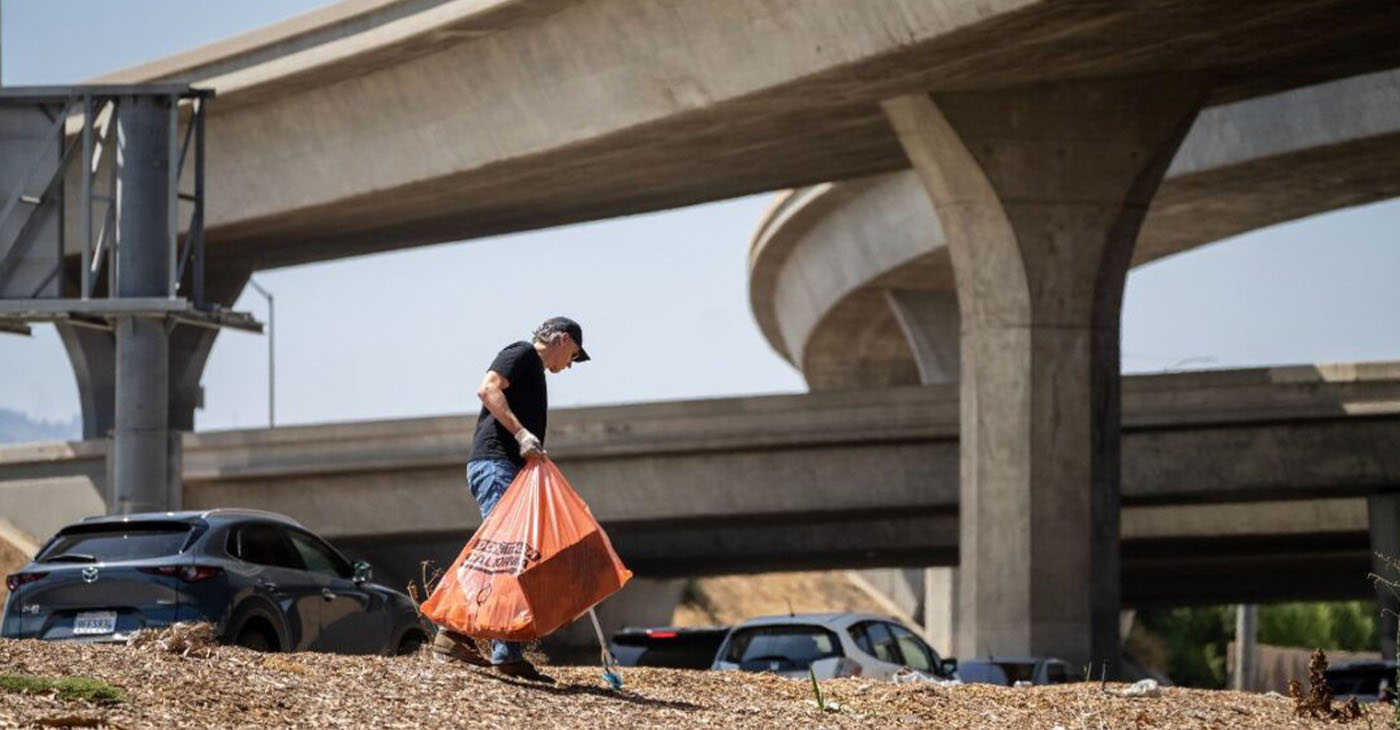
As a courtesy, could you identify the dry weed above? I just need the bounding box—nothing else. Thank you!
[125,622,218,659]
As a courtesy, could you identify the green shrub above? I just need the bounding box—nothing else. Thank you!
[1258,601,1377,652]
[1134,601,1380,688]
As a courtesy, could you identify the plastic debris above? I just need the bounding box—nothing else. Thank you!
[892,667,961,686]
[1111,679,1163,698]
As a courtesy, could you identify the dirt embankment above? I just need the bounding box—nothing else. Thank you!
[0,637,1386,729]
[0,520,38,604]
[673,571,891,626]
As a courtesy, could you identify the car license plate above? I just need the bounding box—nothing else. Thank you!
[73,611,117,635]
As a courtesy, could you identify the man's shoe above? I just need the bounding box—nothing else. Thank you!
[492,659,556,684]
[431,630,490,667]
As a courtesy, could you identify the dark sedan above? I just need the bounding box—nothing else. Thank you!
[1,509,427,655]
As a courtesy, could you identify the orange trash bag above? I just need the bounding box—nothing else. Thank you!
[421,458,633,642]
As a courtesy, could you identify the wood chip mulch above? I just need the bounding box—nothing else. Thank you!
[0,636,1387,729]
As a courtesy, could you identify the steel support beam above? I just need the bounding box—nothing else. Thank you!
[112,95,174,514]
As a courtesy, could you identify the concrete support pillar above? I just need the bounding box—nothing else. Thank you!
[1368,493,1400,660]
[882,77,1205,673]
[58,274,245,510]
[1233,604,1258,691]
[56,324,116,441]
[886,289,960,385]
[885,288,961,651]
[923,565,958,657]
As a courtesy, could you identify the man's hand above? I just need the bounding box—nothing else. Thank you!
[515,428,545,460]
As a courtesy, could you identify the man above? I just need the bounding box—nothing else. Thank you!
[432,316,590,682]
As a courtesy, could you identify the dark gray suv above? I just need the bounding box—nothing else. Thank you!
[1,509,426,655]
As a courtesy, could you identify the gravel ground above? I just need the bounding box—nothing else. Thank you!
[0,635,1385,729]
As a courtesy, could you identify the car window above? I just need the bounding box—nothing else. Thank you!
[229,523,302,569]
[39,522,192,562]
[723,625,842,671]
[998,662,1037,684]
[958,661,1009,685]
[888,623,935,672]
[848,622,875,655]
[863,621,902,664]
[286,530,352,579]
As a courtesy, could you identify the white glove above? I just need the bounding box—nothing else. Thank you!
[515,428,545,460]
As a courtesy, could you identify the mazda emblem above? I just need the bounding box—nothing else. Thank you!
[81,566,98,584]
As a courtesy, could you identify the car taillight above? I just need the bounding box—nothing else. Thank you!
[646,630,678,639]
[138,565,223,582]
[5,572,47,591]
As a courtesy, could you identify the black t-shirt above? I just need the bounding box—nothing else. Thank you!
[471,341,547,468]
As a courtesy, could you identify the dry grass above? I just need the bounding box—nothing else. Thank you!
[673,571,889,626]
[126,623,219,660]
[0,635,1383,729]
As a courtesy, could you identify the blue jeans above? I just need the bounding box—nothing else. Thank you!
[466,459,523,665]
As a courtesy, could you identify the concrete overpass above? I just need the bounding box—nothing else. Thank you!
[4,362,1398,607]
[65,0,1398,275]
[738,60,1400,656]
[17,0,1398,669]
[749,67,1400,389]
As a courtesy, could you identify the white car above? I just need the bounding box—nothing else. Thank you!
[711,612,956,680]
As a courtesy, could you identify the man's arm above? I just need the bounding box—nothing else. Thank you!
[477,370,524,435]
[477,370,544,458]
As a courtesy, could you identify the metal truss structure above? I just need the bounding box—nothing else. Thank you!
[0,85,258,336]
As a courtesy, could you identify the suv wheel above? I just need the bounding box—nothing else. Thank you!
[235,624,276,652]
[396,630,427,656]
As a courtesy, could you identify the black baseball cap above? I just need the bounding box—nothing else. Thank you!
[542,316,590,362]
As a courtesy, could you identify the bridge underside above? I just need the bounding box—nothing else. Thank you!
[79,0,1400,273]
[2,364,1396,609]
[340,524,1373,608]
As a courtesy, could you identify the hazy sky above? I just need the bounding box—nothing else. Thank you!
[2,1,1398,430]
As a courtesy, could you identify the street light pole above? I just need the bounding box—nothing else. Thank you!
[247,278,274,428]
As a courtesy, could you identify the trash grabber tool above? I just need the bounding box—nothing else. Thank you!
[587,607,623,691]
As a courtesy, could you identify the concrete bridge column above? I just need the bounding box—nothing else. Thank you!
[882,78,1206,673]
[57,324,118,442]
[886,289,960,386]
[55,272,247,509]
[884,288,960,653]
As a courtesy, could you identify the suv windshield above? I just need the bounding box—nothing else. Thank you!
[39,522,193,562]
[724,625,841,672]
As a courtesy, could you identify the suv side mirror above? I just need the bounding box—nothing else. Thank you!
[352,560,372,585]
[940,658,958,677]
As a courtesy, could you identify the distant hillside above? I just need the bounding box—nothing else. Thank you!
[0,408,80,445]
